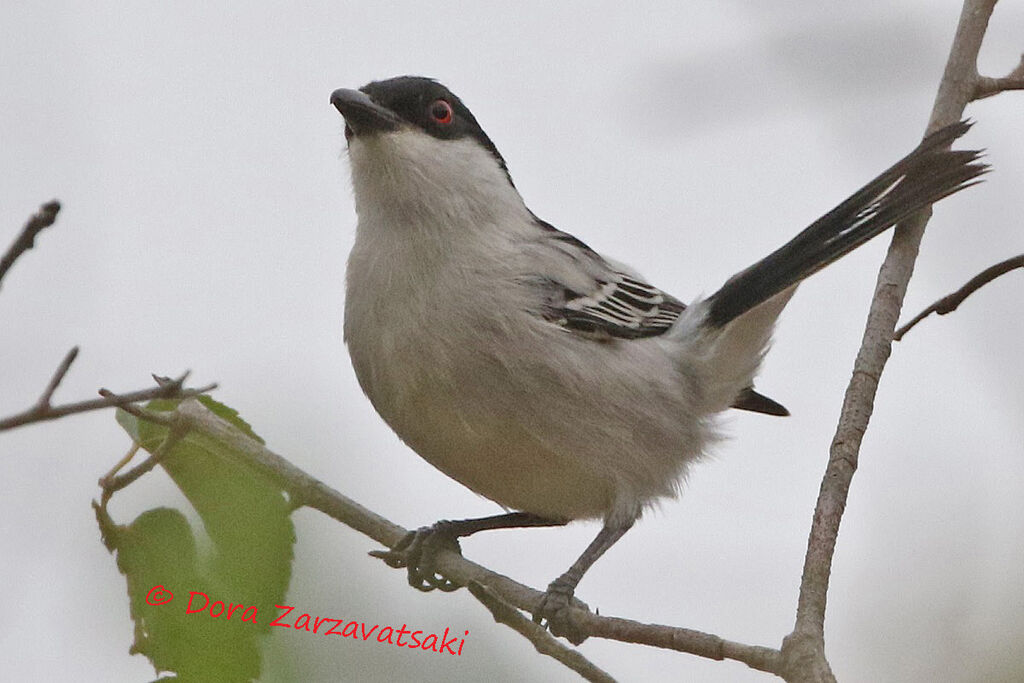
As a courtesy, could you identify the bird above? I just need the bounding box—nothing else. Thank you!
[330,75,985,643]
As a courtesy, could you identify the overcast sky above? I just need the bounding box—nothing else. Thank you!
[2,2,1022,681]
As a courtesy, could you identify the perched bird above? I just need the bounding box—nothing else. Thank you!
[330,76,985,642]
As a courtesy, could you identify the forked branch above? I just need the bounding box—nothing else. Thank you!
[0,347,216,432]
[782,1,1011,681]
[894,254,1023,340]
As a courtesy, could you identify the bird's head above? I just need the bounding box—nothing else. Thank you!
[331,76,525,227]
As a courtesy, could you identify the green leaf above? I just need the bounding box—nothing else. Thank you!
[104,399,294,681]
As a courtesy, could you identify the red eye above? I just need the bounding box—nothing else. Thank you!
[429,99,453,125]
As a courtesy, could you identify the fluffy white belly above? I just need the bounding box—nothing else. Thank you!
[345,294,710,524]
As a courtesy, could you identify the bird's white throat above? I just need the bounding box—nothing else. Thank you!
[347,129,531,242]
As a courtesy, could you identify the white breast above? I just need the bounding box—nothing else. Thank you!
[342,129,720,526]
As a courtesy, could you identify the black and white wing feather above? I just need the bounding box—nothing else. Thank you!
[530,219,789,416]
[530,218,685,340]
[553,273,687,340]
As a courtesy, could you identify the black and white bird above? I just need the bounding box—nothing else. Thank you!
[330,76,985,642]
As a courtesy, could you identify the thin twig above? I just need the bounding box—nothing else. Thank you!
[894,254,1023,340]
[0,200,61,290]
[782,1,999,681]
[973,53,1024,100]
[0,351,217,432]
[100,424,188,503]
[37,346,79,409]
[100,443,142,487]
[468,581,618,683]
[156,398,782,675]
[98,387,178,427]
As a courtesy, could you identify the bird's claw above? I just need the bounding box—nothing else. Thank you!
[532,577,589,645]
[369,522,463,592]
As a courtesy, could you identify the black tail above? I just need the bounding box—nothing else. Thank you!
[705,121,987,329]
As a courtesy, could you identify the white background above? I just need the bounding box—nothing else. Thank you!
[1,2,1022,681]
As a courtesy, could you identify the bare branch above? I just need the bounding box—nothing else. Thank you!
[468,581,618,683]
[100,424,188,504]
[98,387,179,427]
[99,443,141,488]
[0,351,217,432]
[38,346,79,409]
[894,254,1023,340]
[783,1,1000,680]
[973,53,1024,100]
[0,200,61,291]
[578,613,781,674]
[148,399,782,675]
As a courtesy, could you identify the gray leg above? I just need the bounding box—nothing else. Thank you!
[533,519,634,644]
[372,512,567,592]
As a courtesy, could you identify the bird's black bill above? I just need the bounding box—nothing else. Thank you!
[330,88,401,138]
[704,120,987,328]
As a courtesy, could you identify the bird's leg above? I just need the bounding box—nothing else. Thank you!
[371,512,566,592]
[533,519,634,645]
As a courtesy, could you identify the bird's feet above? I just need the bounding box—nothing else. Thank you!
[369,521,463,592]
[532,575,589,645]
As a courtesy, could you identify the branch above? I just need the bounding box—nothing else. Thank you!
[468,581,617,683]
[0,200,61,291]
[782,1,999,680]
[139,399,782,675]
[973,53,1024,100]
[99,425,188,504]
[0,348,217,432]
[894,254,1023,340]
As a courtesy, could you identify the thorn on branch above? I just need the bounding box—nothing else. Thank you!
[152,372,188,390]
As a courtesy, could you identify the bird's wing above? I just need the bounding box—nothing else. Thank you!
[529,218,686,340]
[545,270,687,340]
[528,220,789,416]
